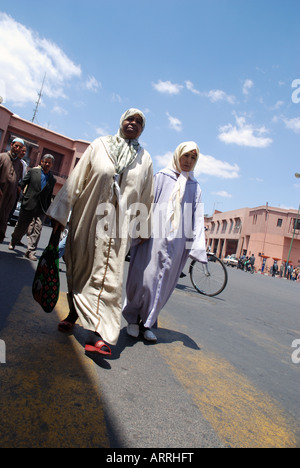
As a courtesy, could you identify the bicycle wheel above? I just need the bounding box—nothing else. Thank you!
[189,253,228,297]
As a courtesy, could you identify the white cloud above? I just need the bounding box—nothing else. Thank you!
[195,153,240,179]
[51,105,68,115]
[272,100,284,110]
[85,76,101,92]
[242,79,254,95]
[185,81,235,104]
[272,115,300,134]
[152,80,183,95]
[154,151,173,168]
[0,12,81,105]
[205,89,236,104]
[212,191,232,198]
[111,93,122,103]
[282,116,300,134]
[166,112,182,132]
[0,78,6,101]
[154,79,235,105]
[185,80,201,95]
[155,150,240,180]
[96,127,109,137]
[250,177,264,183]
[218,114,273,148]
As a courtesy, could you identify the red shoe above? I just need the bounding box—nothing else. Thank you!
[85,340,112,356]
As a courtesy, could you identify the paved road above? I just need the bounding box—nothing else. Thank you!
[0,225,299,448]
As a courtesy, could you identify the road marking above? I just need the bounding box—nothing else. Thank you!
[0,288,110,448]
[157,313,298,448]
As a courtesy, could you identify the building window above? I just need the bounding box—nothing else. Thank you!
[253,214,257,224]
[221,220,227,233]
[234,218,242,233]
[293,218,300,230]
[277,218,283,227]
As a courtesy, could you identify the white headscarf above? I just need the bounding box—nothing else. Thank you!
[166,141,199,238]
[106,108,146,204]
[107,108,146,175]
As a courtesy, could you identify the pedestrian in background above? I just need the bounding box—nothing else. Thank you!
[47,109,153,356]
[122,141,207,343]
[9,154,56,260]
[272,260,278,277]
[287,264,293,280]
[280,262,284,278]
[20,145,28,178]
[249,253,255,273]
[8,143,28,227]
[0,138,24,243]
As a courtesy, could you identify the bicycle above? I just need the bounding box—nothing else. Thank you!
[125,248,228,298]
[189,252,228,297]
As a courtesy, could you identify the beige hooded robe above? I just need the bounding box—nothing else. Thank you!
[47,130,153,345]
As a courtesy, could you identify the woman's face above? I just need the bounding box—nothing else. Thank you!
[179,150,198,172]
[121,114,144,140]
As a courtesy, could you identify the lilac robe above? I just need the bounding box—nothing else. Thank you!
[122,168,207,328]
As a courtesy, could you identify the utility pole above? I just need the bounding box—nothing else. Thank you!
[286,204,300,275]
[285,172,300,277]
[31,73,46,123]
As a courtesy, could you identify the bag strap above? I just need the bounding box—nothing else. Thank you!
[49,227,61,248]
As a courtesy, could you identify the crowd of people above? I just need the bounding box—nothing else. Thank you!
[0,109,207,356]
[266,259,299,280]
[237,253,300,281]
[0,138,56,260]
[238,254,255,272]
[283,263,300,281]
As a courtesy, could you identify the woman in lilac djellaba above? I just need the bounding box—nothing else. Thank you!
[122,141,207,342]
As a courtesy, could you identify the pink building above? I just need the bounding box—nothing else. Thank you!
[205,204,300,272]
[0,105,89,195]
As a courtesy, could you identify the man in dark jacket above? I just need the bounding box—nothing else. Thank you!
[9,154,56,260]
[0,138,24,243]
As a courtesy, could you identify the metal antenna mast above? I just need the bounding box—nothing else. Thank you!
[31,73,46,123]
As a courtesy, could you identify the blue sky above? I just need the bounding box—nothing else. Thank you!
[0,0,299,215]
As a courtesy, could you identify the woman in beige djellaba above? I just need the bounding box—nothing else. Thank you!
[47,109,153,356]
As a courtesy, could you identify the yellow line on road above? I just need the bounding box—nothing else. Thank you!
[0,288,109,448]
[157,313,298,448]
